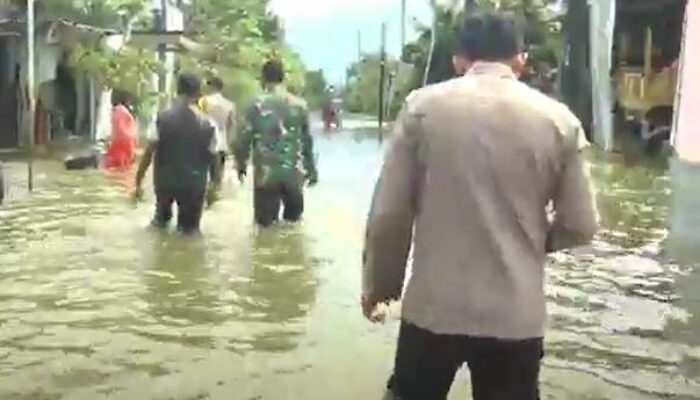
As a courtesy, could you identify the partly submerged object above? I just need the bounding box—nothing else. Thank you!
[0,163,4,205]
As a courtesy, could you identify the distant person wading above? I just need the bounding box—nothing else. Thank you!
[201,76,237,181]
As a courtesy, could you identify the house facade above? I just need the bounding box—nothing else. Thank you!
[0,4,113,149]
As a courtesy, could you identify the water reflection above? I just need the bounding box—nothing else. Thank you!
[665,158,700,351]
[237,226,318,352]
[135,226,318,354]
[139,235,223,348]
[590,152,670,249]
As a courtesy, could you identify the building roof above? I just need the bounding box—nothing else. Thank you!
[0,17,116,42]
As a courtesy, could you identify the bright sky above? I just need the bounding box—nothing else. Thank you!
[269,0,443,84]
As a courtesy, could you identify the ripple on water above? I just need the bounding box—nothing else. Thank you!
[0,144,698,399]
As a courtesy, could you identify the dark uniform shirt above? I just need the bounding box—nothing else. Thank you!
[152,100,216,193]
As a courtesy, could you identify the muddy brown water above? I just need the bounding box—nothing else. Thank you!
[0,120,698,399]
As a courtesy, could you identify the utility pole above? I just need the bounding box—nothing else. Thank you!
[400,0,406,50]
[357,30,362,62]
[424,0,437,87]
[151,0,167,108]
[378,22,387,143]
[158,0,167,106]
[26,0,35,191]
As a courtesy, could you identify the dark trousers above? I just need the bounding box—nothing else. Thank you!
[387,321,543,400]
[210,152,226,179]
[254,182,304,227]
[152,187,206,234]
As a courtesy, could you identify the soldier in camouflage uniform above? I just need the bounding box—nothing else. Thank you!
[235,60,318,227]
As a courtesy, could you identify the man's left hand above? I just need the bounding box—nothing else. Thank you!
[306,174,318,187]
[206,183,221,207]
[361,294,387,324]
[131,185,144,203]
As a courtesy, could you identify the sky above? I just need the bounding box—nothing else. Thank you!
[269,0,444,84]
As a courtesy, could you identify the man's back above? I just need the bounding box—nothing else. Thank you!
[154,101,215,192]
[237,89,314,187]
[204,93,236,152]
[365,62,597,339]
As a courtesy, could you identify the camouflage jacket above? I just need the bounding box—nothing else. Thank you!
[235,87,317,188]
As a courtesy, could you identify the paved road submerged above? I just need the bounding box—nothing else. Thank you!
[0,120,698,399]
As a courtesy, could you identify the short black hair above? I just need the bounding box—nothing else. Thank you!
[111,89,130,106]
[177,72,202,97]
[262,60,285,84]
[208,76,224,91]
[459,13,524,61]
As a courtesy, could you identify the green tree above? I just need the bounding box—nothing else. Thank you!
[303,69,328,109]
[27,0,308,110]
[182,0,307,105]
[344,54,413,118]
[405,0,561,88]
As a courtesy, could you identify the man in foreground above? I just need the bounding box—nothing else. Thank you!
[235,60,318,227]
[134,73,221,235]
[202,76,237,178]
[362,13,598,400]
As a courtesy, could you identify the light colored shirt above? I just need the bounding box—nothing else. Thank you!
[203,92,237,153]
[363,62,599,340]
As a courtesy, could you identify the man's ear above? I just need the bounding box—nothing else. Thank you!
[452,54,470,76]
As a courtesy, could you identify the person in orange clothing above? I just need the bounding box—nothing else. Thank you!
[104,90,138,170]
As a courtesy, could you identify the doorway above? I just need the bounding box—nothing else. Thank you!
[0,37,19,148]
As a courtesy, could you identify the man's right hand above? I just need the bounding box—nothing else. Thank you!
[131,185,144,203]
[306,174,318,187]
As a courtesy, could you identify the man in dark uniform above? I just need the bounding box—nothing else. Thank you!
[134,73,221,235]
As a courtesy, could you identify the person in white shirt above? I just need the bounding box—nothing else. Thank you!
[202,77,237,179]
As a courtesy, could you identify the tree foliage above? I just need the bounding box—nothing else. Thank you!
[23,0,308,111]
[303,69,328,109]
[404,0,561,89]
[343,54,414,118]
[182,0,307,105]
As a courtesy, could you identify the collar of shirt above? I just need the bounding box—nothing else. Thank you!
[263,84,286,95]
[208,92,223,101]
[466,61,517,79]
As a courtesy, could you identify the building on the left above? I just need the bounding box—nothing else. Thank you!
[0,0,201,151]
[0,2,120,150]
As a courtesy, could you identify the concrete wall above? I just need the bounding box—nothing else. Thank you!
[672,0,700,163]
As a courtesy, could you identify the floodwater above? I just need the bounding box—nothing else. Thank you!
[0,119,699,400]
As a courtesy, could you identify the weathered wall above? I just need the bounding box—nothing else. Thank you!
[672,0,700,163]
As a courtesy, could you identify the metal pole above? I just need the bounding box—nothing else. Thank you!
[423,0,437,87]
[378,23,387,143]
[27,0,35,191]
[401,0,407,50]
[158,0,167,106]
[357,30,362,61]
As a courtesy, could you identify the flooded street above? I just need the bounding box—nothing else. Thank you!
[0,119,699,400]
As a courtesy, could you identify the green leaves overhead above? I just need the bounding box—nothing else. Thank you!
[50,0,308,108]
[184,0,306,104]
